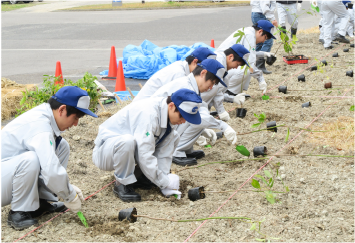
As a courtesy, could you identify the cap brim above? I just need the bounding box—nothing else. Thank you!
[76,107,98,118]
[242,57,250,68]
[218,77,227,88]
[270,33,276,40]
[178,108,201,125]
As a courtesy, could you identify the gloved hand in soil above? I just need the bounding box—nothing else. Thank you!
[161,174,182,199]
[64,185,85,213]
[259,81,268,94]
[297,3,302,11]
[233,93,247,105]
[218,111,230,122]
[196,135,208,146]
[224,126,238,145]
[201,129,217,145]
[263,52,275,57]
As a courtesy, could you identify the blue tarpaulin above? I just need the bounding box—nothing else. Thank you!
[100,40,214,80]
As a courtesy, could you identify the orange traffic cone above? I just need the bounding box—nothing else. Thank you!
[210,39,215,48]
[102,46,117,80]
[115,60,126,92]
[55,61,64,86]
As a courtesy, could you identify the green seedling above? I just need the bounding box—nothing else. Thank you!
[251,168,289,204]
[236,145,250,157]
[261,94,270,100]
[77,211,89,228]
[350,105,354,111]
[285,127,290,142]
[251,112,266,129]
[204,144,212,148]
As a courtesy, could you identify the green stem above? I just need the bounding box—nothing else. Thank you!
[238,125,286,135]
[177,217,251,222]
[205,190,287,194]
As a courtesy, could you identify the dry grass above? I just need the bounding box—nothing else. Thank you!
[298,26,320,34]
[63,1,250,11]
[308,116,355,151]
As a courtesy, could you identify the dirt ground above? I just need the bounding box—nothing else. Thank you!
[1,32,354,242]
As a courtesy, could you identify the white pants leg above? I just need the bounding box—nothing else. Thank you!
[319,1,324,40]
[1,152,41,212]
[347,9,354,37]
[92,134,137,185]
[173,124,204,158]
[277,3,288,27]
[223,68,252,102]
[322,2,336,47]
[277,3,298,29]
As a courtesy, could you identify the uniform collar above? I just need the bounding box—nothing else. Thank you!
[45,103,62,137]
[183,60,190,76]
[187,73,200,96]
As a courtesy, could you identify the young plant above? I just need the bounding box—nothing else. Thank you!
[251,112,266,129]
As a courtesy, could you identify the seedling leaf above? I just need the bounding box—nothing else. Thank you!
[262,95,270,100]
[77,211,89,228]
[255,238,266,242]
[285,127,290,142]
[265,191,275,204]
[264,170,272,178]
[251,123,261,128]
[251,179,261,189]
[204,144,212,148]
[255,174,268,185]
[236,145,250,157]
[250,223,256,231]
[350,105,354,111]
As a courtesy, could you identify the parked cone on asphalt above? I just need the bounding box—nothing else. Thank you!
[102,46,118,80]
[115,60,126,92]
[210,39,215,48]
[55,61,64,86]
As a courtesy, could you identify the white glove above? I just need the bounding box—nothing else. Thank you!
[259,81,267,94]
[297,3,302,11]
[71,185,85,201]
[196,135,208,146]
[202,129,217,145]
[161,174,182,199]
[263,52,275,58]
[224,126,238,145]
[64,195,82,214]
[218,111,230,122]
[311,1,317,7]
[233,93,246,105]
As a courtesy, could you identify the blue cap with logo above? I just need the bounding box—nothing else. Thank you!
[230,44,250,67]
[171,88,202,125]
[197,59,228,87]
[191,47,217,62]
[52,86,98,118]
[256,20,276,40]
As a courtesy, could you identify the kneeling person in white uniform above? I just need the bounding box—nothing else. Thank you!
[93,89,202,202]
[1,86,98,230]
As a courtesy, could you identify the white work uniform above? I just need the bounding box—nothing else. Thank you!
[133,60,190,102]
[152,73,229,157]
[93,97,179,189]
[334,8,355,38]
[251,1,277,21]
[1,103,76,212]
[276,2,299,29]
[216,27,266,98]
[319,1,325,41]
[320,0,350,47]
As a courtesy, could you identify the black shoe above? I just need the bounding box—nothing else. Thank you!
[325,45,334,50]
[131,174,156,190]
[8,211,38,230]
[172,157,197,166]
[256,59,272,74]
[319,39,324,44]
[334,34,350,43]
[113,183,141,202]
[29,199,67,218]
[291,28,297,39]
[186,150,205,160]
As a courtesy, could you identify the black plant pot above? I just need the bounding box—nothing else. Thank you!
[278,85,287,94]
[332,53,339,57]
[266,56,277,66]
[321,60,327,66]
[266,121,277,132]
[216,132,223,140]
[253,146,268,157]
[343,48,349,52]
[346,70,353,77]
[310,66,317,71]
[350,44,354,48]
[298,74,306,82]
[302,102,311,108]
[324,82,332,89]
[118,208,137,223]
[236,108,247,118]
[188,187,205,201]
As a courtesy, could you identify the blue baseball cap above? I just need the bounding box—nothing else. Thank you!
[190,47,217,62]
[171,88,202,125]
[197,59,228,87]
[230,44,250,67]
[343,1,351,6]
[256,20,276,40]
[52,86,98,118]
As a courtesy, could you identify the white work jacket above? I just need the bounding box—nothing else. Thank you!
[1,103,76,203]
[152,73,229,132]
[201,52,228,114]
[133,60,190,102]
[251,0,277,21]
[217,26,265,84]
[94,97,176,189]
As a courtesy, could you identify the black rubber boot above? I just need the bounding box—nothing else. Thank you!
[256,58,272,74]
[186,150,205,160]
[113,182,141,202]
[280,25,287,36]
[29,199,67,218]
[319,39,324,44]
[131,174,156,190]
[172,157,197,166]
[291,28,297,39]
[325,45,334,50]
[8,211,38,230]
[334,33,350,43]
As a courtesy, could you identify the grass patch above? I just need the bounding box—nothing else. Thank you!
[1,1,43,12]
[62,1,250,11]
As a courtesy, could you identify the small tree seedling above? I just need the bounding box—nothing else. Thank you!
[251,112,266,129]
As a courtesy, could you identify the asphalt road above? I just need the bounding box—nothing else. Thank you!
[1,1,320,92]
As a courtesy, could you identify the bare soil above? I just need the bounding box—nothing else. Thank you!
[2,33,354,242]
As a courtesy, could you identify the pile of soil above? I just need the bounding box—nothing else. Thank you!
[1,78,37,121]
[1,33,354,242]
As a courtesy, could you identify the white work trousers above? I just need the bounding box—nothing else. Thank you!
[173,123,204,157]
[334,9,355,37]
[321,1,349,47]
[277,3,298,29]
[223,68,252,102]
[1,139,70,212]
